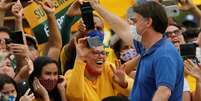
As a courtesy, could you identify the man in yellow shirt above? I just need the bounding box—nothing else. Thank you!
[65,36,133,101]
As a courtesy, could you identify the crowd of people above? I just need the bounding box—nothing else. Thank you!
[0,0,201,101]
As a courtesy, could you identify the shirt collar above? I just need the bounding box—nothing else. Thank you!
[142,36,167,57]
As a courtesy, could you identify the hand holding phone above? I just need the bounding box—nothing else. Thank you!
[80,2,95,30]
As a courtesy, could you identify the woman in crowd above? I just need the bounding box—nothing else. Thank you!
[28,56,67,101]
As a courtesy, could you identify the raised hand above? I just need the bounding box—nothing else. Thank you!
[19,88,35,101]
[67,0,82,17]
[110,60,128,88]
[74,37,90,61]
[33,77,49,98]
[57,75,67,92]
[11,1,23,18]
[184,59,201,81]
[178,0,195,11]
[34,0,55,14]
[14,57,34,82]
[0,0,15,11]
[7,44,29,58]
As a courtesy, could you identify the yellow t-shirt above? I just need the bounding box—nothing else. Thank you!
[186,75,196,92]
[65,58,133,101]
[60,47,117,75]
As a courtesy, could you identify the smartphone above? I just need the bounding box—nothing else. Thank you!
[9,31,24,44]
[80,2,95,30]
[164,5,180,17]
[161,0,180,17]
[180,43,198,59]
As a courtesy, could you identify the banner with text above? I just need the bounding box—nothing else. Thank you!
[24,0,75,44]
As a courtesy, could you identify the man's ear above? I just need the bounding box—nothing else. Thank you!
[145,18,152,28]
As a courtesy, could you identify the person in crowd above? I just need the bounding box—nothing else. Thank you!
[165,23,192,101]
[82,0,183,100]
[0,27,33,81]
[61,0,139,78]
[0,74,19,101]
[28,56,67,101]
[65,36,133,101]
[165,24,186,49]
[130,2,183,100]
[60,0,105,74]
[110,26,140,78]
[60,14,104,73]
[111,42,140,78]
[0,74,35,101]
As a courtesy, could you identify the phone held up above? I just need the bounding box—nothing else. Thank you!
[6,31,24,45]
[162,0,180,17]
[80,2,103,48]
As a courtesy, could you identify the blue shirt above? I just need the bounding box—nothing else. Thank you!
[130,37,184,101]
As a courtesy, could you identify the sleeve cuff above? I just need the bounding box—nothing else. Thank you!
[157,82,174,92]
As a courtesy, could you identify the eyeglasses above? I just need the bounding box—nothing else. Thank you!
[165,29,182,37]
[0,38,12,45]
[92,50,107,56]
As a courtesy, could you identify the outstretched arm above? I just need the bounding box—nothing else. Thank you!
[83,0,133,46]
[11,1,23,31]
[35,0,62,61]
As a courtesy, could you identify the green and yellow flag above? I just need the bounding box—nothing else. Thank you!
[24,0,75,44]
